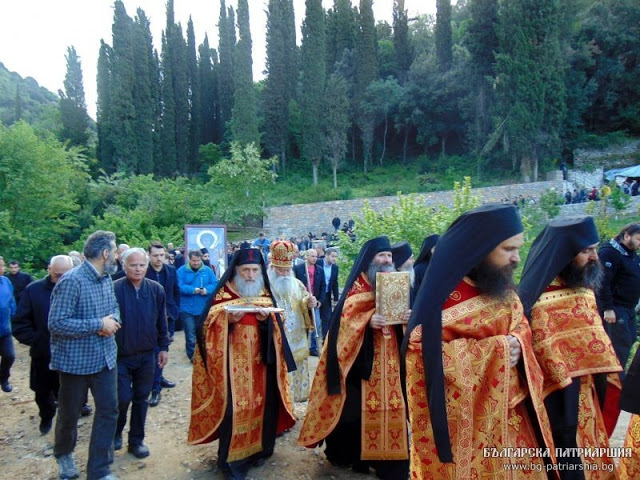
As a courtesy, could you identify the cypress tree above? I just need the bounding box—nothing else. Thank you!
[301,0,326,185]
[160,30,177,176]
[97,40,115,172]
[282,0,298,100]
[187,17,201,173]
[393,0,412,83]
[110,0,138,173]
[355,0,378,173]
[14,85,23,123]
[435,0,453,71]
[132,9,155,174]
[199,35,219,146]
[231,0,260,147]
[59,46,90,148]
[218,0,236,136]
[494,0,566,181]
[172,23,190,174]
[324,73,350,188]
[327,0,357,72]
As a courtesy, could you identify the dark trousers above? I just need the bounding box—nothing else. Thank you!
[605,306,638,380]
[152,346,163,393]
[55,367,118,480]
[31,357,59,421]
[116,351,155,446]
[180,312,197,360]
[319,299,332,341]
[0,334,15,383]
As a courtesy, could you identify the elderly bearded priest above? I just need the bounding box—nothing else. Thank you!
[268,240,316,403]
[404,204,557,479]
[188,248,296,480]
[519,217,621,479]
[298,236,410,479]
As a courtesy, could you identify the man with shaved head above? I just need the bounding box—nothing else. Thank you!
[14,255,75,435]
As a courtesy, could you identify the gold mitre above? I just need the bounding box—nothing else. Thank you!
[270,240,295,268]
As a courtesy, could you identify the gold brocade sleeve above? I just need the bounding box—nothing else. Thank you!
[297,289,376,447]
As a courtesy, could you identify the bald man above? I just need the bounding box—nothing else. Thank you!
[13,255,75,435]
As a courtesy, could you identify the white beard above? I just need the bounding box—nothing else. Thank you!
[234,275,264,298]
[268,271,301,302]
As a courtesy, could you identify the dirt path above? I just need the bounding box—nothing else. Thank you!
[0,333,630,479]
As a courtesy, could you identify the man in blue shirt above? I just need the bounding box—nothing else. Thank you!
[0,256,17,393]
[177,250,217,362]
[49,230,121,480]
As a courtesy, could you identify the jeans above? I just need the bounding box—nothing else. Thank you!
[180,312,197,360]
[319,300,332,341]
[55,367,118,480]
[605,306,638,380]
[0,334,15,383]
[116,351,155,446]
[308,308,323,353]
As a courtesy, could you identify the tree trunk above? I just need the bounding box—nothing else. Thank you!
[333,163,338,189]
[441,134,446,158]
[280,145,286,173]
[313,162,318,186]
[520,152,532,183]
[379,114,388,165]
[402,126,409,164]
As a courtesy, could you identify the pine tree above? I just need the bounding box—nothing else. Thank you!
[187,17,201,173]
[97,40,115,171]
[355,0,378,173]
[494,0,567,181]
[110,0,138,173]
[231,0,260,147]
[218,1,236,137]
[301,0,326,185]
[132,9,155,174]
[435,0,453,71]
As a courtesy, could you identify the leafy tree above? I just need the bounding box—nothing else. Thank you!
[363,77,403,164]
[14,85,23,123]
[231,0,260,148]
[324,73,350,188]
[0,122,87,266]
[300,0,326,185]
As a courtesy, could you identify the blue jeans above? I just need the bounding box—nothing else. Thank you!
[116,351,155,446]
[55,367,118,480]
[180,312,197,360]
[0,334,15,383]
[309,308,323,353]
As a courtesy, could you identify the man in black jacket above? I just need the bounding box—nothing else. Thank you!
[13,255,74,435]
[317,248,339,340]
[113,248,170,459]
[294,249,326,355]
[7,260,33,304]
[596,223,640,374]
[145,242,179,407]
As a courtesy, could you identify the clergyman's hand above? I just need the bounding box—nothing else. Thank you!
[370,314,386,329]
[506,335,521,367]
[228,311,244,324]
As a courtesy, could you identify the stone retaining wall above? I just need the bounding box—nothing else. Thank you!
[558,196,640,218]
[263,180,564,238]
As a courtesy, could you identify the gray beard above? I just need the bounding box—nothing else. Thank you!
[268,271,299,300]
[560,260,604,290]
[367,261,395,290]
[398,264,415,287]
[234,275,265,298]
[105,258,118,276]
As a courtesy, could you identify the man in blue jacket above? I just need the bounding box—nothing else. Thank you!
[0,256,16,393]
[113,248,170,459]
[177,250,217,362]
[145,242,179,407]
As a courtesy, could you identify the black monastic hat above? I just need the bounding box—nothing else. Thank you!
[326,236,392,394]
[391,241,412,270]
[518,216,599,320]
[405,203,523,463]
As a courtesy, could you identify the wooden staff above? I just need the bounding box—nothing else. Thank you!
[305,261,323,352]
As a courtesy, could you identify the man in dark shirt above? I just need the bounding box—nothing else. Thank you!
[145,242,179,407]
[13,255,74,435]
[113,248,170,459]
[7,260,33,304]
[294,249,325,355]
[597,223,640,373]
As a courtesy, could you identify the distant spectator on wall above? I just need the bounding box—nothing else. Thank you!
[332,216,341,232]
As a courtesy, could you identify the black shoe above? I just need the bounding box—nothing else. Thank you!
[80,403,92,416]
[128,443,150,459]
[113,434,122,451]
[309,350,319,357]
[39,417,53,435]
[1,381,12,393]
[149,390,161,407]
[160,377,176,388]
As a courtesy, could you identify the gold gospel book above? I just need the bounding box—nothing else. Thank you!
[375,271,411,325]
